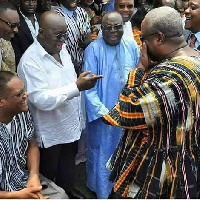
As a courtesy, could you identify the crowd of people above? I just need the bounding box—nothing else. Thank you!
[0,0,199,199]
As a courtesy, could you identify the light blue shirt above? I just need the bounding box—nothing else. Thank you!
[84,37,140,122]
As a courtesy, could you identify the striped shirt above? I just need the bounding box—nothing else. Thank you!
[0,111,34,191]
[53,4,91,72]
[103,56,200,198]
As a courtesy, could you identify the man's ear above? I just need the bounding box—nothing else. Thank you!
[38,28,45,38]
[0,98,4,107]
[156,32,165,46]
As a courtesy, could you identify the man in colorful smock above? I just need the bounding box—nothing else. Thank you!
[84,11,140,199]
[103,7,200,199]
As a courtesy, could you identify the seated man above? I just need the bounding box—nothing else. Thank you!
[0,71,68,199]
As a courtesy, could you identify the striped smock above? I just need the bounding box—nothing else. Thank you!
[103,56,200,199]
[0,112,34,191]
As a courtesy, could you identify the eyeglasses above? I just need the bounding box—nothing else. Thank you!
[10,89,27,99]
[0,18,20,29]
[140,33,158,42]
[102,24,123,31]
[56,32,68,40]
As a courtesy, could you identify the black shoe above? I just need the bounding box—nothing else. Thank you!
[67,189,86,199]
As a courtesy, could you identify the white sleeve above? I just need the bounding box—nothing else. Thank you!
[18,60,80,111]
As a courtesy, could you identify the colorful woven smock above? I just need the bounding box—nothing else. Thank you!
[103,55,200,199]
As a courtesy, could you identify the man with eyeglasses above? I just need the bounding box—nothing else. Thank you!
[11,0,40,66]
[84,11,139,199]
[0,71,68,199]
[0,2,20,73]
[102,6,200,199]
[17,11,103,199]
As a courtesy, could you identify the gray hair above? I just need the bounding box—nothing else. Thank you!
[144,6,183,38]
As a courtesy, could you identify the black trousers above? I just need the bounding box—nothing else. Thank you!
[39,141,78,193]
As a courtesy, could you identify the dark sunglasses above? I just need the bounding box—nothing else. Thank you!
[101,24,123,31]
[56,32,68,40]
[0,18,20,29]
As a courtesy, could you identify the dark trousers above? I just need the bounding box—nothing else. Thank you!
[39,141,78,193]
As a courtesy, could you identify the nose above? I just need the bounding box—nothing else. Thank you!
[13,26,19,34]
[124,6,129,12]
[23,91,29,98]
[184,7,190,14]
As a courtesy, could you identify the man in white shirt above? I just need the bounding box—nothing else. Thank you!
[17,11,102,199]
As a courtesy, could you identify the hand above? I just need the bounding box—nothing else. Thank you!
[27,174,41,188]
[138,42,158,72]
[76,71,103,91]
[27,174,49,199]
[16,186,43,199]
[78,33,92,49]
[91,16,102,25]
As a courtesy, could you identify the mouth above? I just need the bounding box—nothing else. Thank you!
[109,35,118,40]
[56,43,63,50]
[22,99,28,104]
[185,16,191,21]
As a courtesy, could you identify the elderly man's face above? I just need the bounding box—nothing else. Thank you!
[39,19,67,55]
[185,0,200,33]
[60,0,78,11]
[0,9,20,41]
[102,14,123,46]
[115,0,134,23]
[20,0,37,15]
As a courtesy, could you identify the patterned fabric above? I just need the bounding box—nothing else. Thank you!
[103,56,200,198]
[0,112,34,191]
[132,28,142,50]
[53,5,90,72]
[0,39,16,73]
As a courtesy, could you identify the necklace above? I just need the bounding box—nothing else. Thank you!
[164,44,188,59]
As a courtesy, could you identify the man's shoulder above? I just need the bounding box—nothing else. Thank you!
[13,111,32,124]
[19,40,41,64]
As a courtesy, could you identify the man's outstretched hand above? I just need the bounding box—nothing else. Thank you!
[76,71,103,91]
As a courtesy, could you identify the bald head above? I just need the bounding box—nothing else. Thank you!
[39,11,66,29]
[102,11,123,26]
[38,11,67,55]
[143,6,182,38]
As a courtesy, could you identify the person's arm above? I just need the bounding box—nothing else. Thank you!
[0,187,42,199]
[26,139,48,199]
[17,58,102,111]
[102,42,153,130]
[26,138,40,187]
